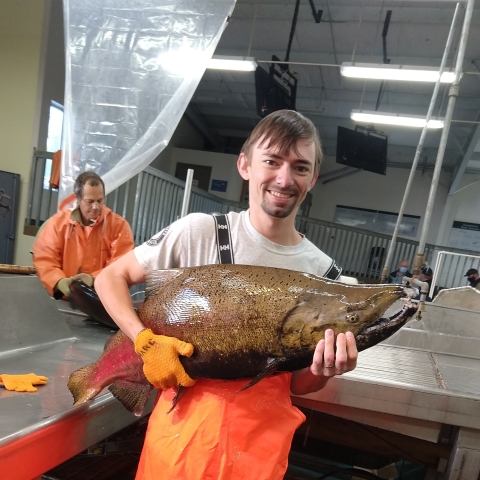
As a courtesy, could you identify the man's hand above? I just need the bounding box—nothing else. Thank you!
[310,329,358,378]
[134,329,196,390]
[73,273,95,287]
[0,373,49,392]
[290,329,358,395]
[56,277,74,297]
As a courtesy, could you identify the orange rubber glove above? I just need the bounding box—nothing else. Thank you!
[0,373,49,392]
[134,329,196,390]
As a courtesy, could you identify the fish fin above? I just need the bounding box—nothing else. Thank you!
[145,269,184,299]
[109,380,153,417]
[236,358,287,393]
[166,385,188,414]
[104,334,116,351]
[68,364,102,406]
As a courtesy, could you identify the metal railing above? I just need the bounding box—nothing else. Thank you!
[105,167,245,245]
[295,216,434,281]
[430,251,480,297]
[26,151,479,290]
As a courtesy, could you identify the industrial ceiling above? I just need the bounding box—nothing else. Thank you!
[187,0,480,188]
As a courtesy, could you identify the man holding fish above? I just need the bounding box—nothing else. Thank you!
[95,110,359,479]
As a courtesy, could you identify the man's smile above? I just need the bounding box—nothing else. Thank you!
[268,190,293,199]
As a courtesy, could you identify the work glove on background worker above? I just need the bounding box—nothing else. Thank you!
[134,329,196,390]
[0,373,48,392]
[55,273,95,298]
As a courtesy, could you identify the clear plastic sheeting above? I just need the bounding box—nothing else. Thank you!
[60,0,235,204]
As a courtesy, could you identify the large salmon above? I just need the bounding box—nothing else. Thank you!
[68,264,417,415]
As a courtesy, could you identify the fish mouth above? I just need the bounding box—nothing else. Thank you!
[355,301,418,352]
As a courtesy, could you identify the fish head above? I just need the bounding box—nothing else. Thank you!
[281,282,414,354]
[332,284,407,333]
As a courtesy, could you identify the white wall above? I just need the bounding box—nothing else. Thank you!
[170,148,242,202]
[451,173,480,223]
[435,172,480,246]
[310,156,449,245]
[0,0,48,265]
[162,149,476,247]
[150,116,205,174]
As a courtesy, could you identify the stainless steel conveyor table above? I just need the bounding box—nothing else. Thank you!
[0,276,153,480]
[292,300,480,480]
[3,276,480,480]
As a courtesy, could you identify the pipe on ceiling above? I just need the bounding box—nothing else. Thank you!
[381,1,462,283]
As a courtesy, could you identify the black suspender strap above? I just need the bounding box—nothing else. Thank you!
[212,214,234,265]
[324,260,342,280]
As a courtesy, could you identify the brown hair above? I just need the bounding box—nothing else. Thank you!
[74,172,105,199]
[240,110,323,172]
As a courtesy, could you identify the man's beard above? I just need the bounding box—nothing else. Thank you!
[260,201,296,218]
[260,190,302,218]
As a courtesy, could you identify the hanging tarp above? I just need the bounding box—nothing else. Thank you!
[60,0,235,206]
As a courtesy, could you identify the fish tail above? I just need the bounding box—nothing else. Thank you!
[109,380,153,416]
[68,364,102,406]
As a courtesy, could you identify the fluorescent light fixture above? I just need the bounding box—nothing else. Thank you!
[207,56,257,71]
[341,62,455,83]
[351,110,445,129]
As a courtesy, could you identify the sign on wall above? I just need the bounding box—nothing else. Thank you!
[211,179,228,192]
[448,221,480,252]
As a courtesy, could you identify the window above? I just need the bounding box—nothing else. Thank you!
[334,205,420,238]
[44,101,64,189]
[47,101,64,152]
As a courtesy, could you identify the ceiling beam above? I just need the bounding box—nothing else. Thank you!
[452,134,466,156]
[195,79,480,107]
[230,3,465,24]
[448,122,480,195]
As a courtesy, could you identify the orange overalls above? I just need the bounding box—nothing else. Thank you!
[136,374,305,480]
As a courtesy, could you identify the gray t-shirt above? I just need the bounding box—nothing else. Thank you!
[135,210,341,280]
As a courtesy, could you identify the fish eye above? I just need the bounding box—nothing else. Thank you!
[346,314,359,323]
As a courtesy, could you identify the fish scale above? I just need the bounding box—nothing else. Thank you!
[68,264,417,415]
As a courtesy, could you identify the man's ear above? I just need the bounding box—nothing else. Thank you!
[237,152,250,180]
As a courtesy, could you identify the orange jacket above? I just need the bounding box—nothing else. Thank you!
[136,375,305,480]
[33,206,134,296]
